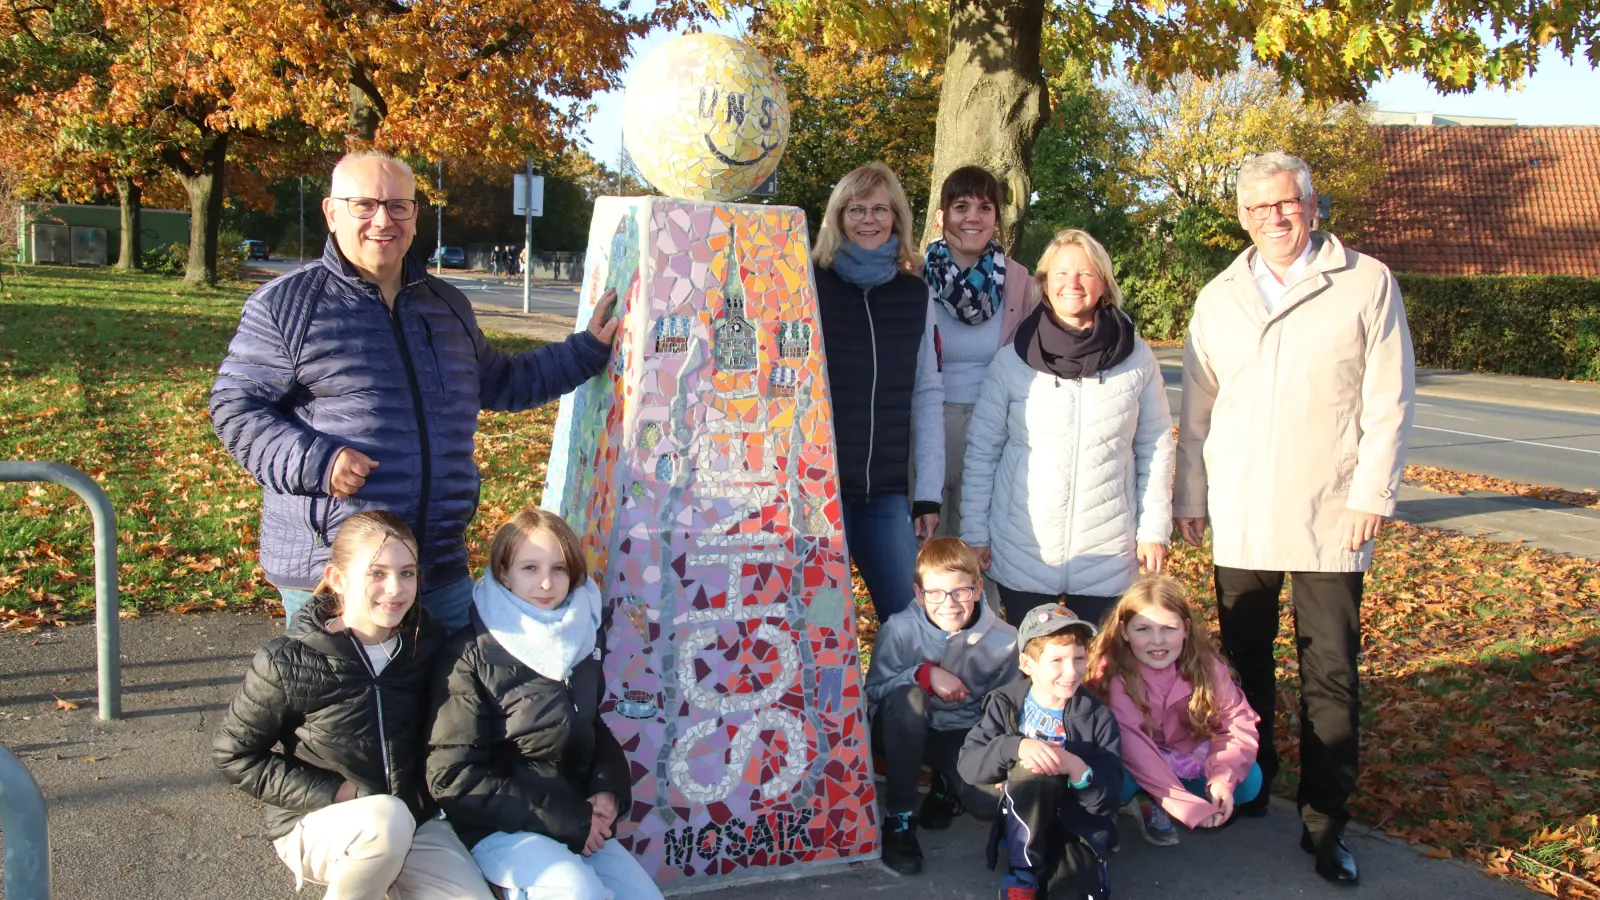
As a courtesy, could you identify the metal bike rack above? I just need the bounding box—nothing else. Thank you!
[0,744,51,898]
[0,461,121,719]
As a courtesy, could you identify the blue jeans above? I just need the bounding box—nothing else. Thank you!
[277,576,476,633]
[1119,761,1264,808]
[840,494,919,621]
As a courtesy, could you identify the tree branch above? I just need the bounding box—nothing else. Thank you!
[158,144,197,179]
[474,24,530,60]
[347,60,388,120]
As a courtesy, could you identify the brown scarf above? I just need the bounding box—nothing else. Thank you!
[1014,303,1135,380]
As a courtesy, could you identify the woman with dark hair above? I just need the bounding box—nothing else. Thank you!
[214,510,492,900]
[812,161,945,622]
[924,165,1042,546]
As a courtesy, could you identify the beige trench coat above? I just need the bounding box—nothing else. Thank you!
[1174,232,1415,573]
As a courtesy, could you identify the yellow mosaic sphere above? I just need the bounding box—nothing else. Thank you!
[622,33,790,202]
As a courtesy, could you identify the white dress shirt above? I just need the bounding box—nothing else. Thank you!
[1251,242,1315,316]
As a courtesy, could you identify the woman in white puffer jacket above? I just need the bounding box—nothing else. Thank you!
[960,229,1175,627]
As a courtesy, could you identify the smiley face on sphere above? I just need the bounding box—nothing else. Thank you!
[622,34,791,202]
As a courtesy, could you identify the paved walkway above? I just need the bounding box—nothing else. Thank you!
[0,614,1534,899]
[1397,484,1600,559]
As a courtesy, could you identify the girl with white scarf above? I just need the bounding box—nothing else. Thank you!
[426,508,660,900]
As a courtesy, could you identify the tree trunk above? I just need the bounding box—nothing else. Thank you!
[116,176,142,270]
[348,64,387,142]
[177,134,228,285]
[921,0,1050,258]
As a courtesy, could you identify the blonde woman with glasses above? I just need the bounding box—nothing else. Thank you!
[812,162,945,624]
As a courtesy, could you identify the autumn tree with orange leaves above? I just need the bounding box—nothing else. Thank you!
[3,0,698,283]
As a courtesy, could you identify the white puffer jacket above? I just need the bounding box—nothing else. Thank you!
[960,339,1175,597]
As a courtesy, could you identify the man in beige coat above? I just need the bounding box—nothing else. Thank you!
[1175,152,1414,886]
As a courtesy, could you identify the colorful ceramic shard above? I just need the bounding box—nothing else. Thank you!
[542,196,878,886]
[621,33,790,201]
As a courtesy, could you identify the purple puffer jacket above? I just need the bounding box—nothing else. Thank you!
[210,239,608,590]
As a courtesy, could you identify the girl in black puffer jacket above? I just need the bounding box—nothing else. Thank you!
[214,510,493,900]
[427,508,660,900]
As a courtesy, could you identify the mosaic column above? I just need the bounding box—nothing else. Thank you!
[542,196,879,887]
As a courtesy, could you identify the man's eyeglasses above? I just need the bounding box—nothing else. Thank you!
[920,586,979,607]
[1242,196,1306,221]
[333,197,419,221]
[845,204,894,223]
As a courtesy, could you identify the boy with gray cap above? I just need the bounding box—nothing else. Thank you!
[960,604,1123,899]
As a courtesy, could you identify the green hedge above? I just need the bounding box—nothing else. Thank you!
[1400,274,1600,381]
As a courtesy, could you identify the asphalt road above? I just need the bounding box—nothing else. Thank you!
[1157,363,1600,493]
[251,258,582,317]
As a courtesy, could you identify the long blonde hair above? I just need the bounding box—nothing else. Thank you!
[1088,576,1232,739]
[812,162,923,274]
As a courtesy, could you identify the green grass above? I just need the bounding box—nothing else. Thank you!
[0,265,550,617]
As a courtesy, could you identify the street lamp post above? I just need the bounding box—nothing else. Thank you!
[436,161,444,276]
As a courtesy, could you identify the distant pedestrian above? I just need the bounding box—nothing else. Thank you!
[490,245,503,276]
[210,150,620,631]
[1175,151,1414,885]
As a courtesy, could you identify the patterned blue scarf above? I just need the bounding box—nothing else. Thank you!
[924,239,1006,325]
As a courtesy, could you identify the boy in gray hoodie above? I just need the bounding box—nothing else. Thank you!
[867,537,1022,875]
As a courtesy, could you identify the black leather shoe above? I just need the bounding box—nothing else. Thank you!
[1301,829,1359,885]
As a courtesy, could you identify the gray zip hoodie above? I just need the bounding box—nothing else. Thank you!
[865,598,1022,732]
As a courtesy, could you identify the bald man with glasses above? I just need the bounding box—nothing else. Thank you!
[1175,152,1414,886]
[211,151,620,631]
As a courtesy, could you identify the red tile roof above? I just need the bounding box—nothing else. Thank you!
[1349,126,1600,277]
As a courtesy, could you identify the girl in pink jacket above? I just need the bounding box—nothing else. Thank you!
[1088,576,1262,846]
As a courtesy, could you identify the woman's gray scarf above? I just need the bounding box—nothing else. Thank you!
[472,572,601,682]
[833,235,902,288]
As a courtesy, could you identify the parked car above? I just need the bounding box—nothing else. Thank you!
[239,239,270,260]
[428,246,467,269]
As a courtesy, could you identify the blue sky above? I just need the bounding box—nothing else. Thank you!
[1368,56,1600,124]
[577,24,1600,168]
